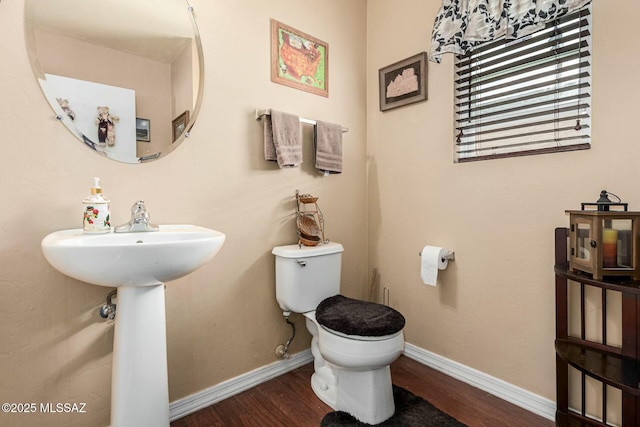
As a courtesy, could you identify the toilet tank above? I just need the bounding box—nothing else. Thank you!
[272,242,344,313]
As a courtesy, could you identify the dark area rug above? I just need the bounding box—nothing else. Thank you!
[320,385,468,427]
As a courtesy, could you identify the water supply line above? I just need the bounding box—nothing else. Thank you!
[99,290,117,321]
[275,311,296,359]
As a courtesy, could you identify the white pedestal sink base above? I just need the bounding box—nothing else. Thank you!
[111,284,169,427]
[41,225,226,426]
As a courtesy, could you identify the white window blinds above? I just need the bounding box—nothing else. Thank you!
[454,7,592,162]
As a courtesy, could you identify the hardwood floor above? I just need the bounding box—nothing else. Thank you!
[171,355,554,427]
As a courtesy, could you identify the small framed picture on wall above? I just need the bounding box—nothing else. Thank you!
[379,52,428,112]
[136,118,150,142]
[172,110,189,142]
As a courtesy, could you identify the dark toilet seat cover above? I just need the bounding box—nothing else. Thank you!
[316,294,405,337]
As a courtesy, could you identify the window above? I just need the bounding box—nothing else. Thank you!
[454,7,592,162]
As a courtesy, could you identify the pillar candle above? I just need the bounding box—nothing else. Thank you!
[602,228,618,268]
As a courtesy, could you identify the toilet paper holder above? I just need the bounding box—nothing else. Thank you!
[418,249,455,262]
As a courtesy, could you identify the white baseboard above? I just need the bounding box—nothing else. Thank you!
[169,350,313,421]
[403,342,556,421]
[170,343,555,422]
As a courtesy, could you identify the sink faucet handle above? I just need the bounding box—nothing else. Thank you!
[131,200,151,224]
[114,200,158,232]
[132,200,147,214]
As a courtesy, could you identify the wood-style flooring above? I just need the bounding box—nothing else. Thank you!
[171,355,554,427]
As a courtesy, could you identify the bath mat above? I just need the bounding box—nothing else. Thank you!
[320,385,468,427]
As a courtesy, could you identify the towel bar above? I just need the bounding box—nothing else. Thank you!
[255,109,348,133]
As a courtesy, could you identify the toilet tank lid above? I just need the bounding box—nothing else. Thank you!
[272,242,344,258]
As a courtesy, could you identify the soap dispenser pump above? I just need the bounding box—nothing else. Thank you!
[83,177,111,233]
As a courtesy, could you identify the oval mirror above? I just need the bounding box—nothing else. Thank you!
[24,0,204,164]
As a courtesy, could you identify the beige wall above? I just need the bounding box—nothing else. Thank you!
[2,0,639,425]
[0,1,366,426]
[171,41,194,124]
[367,0,640,402]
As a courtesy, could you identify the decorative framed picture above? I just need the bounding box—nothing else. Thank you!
[271,19,329,97]
[172,110,189,142]
[136,118,150,142]
[378,52,428,112]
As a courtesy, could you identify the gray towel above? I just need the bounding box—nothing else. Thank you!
[314,120,343,173]
[264,110,302,168]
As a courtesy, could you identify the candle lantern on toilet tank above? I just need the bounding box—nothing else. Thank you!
[566,191,640,280]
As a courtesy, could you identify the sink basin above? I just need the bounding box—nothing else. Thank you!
[41,224,225,287]
[41,224,225,427]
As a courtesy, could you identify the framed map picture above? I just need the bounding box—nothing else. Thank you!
[271,19,328,97]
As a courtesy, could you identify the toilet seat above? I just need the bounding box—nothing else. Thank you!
[320,325,403,341]
[316,294,405,338]
[305,310,405,370]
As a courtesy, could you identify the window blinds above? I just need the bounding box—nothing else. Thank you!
[454,7,592,162]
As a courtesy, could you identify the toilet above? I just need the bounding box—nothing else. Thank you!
[272,242,405,424]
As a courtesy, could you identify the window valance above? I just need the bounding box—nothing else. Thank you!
[429,0,592,63]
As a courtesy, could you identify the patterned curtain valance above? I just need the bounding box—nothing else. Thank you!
[429,0,592,63]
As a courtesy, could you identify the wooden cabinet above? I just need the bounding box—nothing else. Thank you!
[555,228,640,426]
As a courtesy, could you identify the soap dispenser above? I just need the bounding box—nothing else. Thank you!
[83,177,111,233]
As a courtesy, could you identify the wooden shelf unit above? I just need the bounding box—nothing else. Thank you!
[555,227,640,426]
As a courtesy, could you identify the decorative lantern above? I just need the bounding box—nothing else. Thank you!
[566,191,640,280]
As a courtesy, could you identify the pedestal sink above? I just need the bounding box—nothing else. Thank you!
[41,225,225,427]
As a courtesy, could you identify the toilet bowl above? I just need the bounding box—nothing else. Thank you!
[272,243,405,424]
[313,313,404,370]
[304,310,404,424]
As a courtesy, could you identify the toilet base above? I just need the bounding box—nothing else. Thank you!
[341,366,395,424]
[311,365,395,424]
[311,371,337,408]
[305,313,397,425]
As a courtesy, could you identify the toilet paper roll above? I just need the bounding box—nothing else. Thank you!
[420,245,449,286]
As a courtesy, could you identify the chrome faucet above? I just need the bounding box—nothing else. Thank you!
[114,200,159,233]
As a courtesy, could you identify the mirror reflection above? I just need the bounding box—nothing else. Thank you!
[24,0,204,164]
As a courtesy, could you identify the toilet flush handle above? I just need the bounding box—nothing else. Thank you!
[295,259,307,267]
